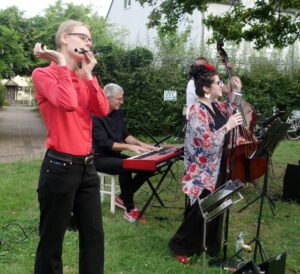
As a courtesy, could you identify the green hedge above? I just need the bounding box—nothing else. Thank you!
[95,46,300,136]
[240,66,300,120]
[0,81,6,107]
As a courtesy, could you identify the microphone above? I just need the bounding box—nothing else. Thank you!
[74,48,98,55]
[230,91,243,107]
[231,92,247,127]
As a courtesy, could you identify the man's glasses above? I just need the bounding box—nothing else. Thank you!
[113,97,124,103]
[214,80,224,86]
[67,33,93,44]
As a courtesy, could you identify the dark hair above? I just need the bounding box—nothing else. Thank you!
[188,57,208,78]
[190,64,217,97]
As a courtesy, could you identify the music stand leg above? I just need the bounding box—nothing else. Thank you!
[252,156,270,263]
[239,162,276,218]
[265,193,276,217]
[253,177,268,263]
[222,209,230,262]
[202,220,207,274]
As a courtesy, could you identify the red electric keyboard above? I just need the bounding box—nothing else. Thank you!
[123,146,184,171]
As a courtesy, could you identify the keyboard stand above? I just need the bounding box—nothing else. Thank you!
[146,179,165,207]
[135,157,179,224]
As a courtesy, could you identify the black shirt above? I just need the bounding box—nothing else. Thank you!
[92,110,129,157]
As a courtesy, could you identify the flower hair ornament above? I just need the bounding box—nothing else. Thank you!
[205,63,215,71]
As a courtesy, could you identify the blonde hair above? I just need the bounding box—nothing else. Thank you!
[55,20,91,50]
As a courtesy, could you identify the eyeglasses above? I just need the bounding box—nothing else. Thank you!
[67,33,93,44]
[113,97,124,103]
[213,80,224,86]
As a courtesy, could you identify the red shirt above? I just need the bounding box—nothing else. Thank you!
[32,62,109,156]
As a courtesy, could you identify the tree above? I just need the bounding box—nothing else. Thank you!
[0,7,31,77]
[137,0,300,49]
[0,25,28,78]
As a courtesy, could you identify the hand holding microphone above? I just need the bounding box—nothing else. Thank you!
[226,112,243,132]
[230,85,248,127]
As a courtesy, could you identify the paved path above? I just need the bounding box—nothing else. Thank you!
[0,106,47,163]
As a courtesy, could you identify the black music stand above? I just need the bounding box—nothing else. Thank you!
[139,124,172,147]
[238,121,289,263]
[199,179,244,274]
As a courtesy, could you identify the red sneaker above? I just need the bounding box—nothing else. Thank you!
[115,195,126,209]
[123,208,146,224]
[175,255,190,264]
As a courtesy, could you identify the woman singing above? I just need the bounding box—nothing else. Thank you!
[168,64,243,264]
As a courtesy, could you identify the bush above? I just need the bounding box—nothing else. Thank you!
[240,65,300,119]
[96,46,300,136]
[0,81,6,107]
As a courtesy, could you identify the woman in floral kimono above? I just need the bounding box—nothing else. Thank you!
[169,64,243,264]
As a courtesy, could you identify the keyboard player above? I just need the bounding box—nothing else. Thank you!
[92,83,159,223]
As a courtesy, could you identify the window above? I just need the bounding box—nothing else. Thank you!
[124,0,132,9]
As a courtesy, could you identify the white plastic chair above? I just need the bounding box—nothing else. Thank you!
[98,172,119,214]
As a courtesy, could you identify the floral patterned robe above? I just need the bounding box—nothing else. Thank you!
[182,99,231,205]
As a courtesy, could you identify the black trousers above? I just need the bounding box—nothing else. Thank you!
[168,194,223,258]
[34,154,104,274]
[169,141,228,258]
[94,155,152,212]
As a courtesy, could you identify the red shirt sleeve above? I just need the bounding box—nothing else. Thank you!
[32,65,79,111]
[86,77,109,117]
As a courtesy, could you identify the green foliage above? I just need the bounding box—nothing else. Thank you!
[137,0,300,49]
[121,64,186,135]
[0,22,29,78]
[0,0,113,77]
[240,63,300,118]
[0,81,6,107]
[123,47,153,71]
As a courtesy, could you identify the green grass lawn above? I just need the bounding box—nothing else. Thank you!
[0,140,299,273]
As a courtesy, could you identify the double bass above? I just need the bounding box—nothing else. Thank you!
[217,41,267,183]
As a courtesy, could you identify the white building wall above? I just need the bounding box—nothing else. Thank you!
[107,0,158,47]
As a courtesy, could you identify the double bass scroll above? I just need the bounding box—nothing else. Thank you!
[217,41,254,131]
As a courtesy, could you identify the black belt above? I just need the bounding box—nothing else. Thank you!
[46,149,94,166]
